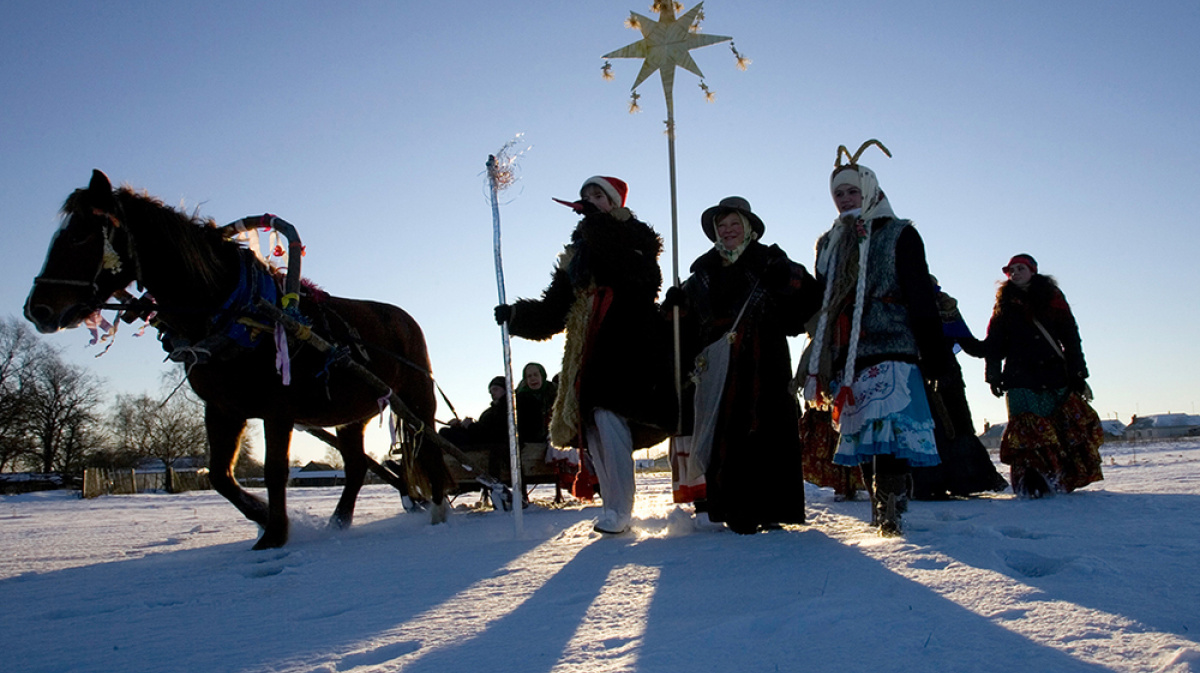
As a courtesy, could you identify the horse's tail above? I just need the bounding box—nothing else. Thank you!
[394,418,451,504]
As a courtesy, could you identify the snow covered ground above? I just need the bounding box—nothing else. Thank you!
[2,440,1198,673]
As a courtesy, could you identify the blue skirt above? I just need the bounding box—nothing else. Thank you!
[832,361,940,467]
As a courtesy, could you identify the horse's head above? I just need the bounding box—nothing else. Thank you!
[24,170,139,333]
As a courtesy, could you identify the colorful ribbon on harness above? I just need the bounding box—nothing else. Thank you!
[274,325,291,386]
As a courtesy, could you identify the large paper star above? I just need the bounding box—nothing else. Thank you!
[603,2,731,113]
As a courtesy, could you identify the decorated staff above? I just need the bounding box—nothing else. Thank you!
[486,138,528,534]
[602,1,748,430]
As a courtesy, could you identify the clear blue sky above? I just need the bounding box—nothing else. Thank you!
[3,1,1198,463]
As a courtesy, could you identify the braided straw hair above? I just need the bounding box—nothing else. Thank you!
[802,140,893,420]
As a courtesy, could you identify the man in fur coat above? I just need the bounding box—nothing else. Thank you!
[495,176,674,534]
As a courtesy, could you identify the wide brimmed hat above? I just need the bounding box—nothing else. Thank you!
[701,196,765,241]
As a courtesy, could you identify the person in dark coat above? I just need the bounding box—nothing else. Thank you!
[515,361,576,501]
[438,376,510,479]
[515,362,555,445]
[910,277,1009,499]
[798,141,951,536]
[985,254,1103,497]
[439,376,508,446]
[495,176,674,534]
[666,196,821,534]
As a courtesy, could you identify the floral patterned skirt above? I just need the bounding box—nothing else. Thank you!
[832,361,940,467]
[800,408,866,495]
[1000,387,1104,494]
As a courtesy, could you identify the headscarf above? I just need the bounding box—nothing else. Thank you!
[516,362,555,407]
[714,212,758,265]
[802,146,897,419]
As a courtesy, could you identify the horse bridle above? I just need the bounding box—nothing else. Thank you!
[32,203,143,307]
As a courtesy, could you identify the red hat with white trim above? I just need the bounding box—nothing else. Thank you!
[552,176,628,212]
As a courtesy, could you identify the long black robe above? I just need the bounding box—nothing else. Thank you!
[678,242,821,528]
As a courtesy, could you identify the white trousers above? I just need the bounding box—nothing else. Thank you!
[584,408,636,524]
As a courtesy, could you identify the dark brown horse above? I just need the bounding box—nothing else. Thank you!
[24,170,449,549]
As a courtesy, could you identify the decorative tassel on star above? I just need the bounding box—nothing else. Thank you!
[731,41,751,71]
[628,90,642,114]
[699,81,715,102]
[625,12,641,30]
[601,60,614,81]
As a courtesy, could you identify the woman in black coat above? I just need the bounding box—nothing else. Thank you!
[668,197,821,534]
[985,253,1103,497]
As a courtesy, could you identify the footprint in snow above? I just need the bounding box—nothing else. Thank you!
[996,525,1052,540]
[1000,549,1075,578]
[336,640,421,670]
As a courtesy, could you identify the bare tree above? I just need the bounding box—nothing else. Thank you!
[110,390,208,493]
[323,445,346,470]
[24,353,103,474]
[233,445,264,481]
[0,318,39,471]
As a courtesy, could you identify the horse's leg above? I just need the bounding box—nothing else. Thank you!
[331,421,369,529]
[254,417,294,550]
[205,406,269,527]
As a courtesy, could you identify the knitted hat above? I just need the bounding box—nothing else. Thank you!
[700,196,766,241]
[552,175,628,213]
[582,176,627,208]
[1003,254,1038,275]
[488,376,507,391]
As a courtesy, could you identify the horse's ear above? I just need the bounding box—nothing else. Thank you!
[87,169,118,211]
[89,169,112,194]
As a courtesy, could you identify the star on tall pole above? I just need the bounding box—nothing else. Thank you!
[602,1,748,434]
[603,2,737,130]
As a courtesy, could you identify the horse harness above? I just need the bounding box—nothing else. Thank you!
[32,202,145,304]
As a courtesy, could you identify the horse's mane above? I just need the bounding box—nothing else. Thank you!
[63,186,253,291]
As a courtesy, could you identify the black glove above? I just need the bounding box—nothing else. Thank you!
[762,256,791,290]
[494,304,512,325]
[957,336,986,359]
[661,286,684,311]
[990,382,1005,398]
[1068,374,1089,397]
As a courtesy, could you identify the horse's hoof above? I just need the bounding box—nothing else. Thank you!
[252,529,288,550]
[252,537,286,550]
[430,501,449,525]
[330,513,353,530]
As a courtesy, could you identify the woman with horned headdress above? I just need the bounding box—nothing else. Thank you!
[797,141,952,536]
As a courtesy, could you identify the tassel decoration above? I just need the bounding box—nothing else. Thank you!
[731,42,751,71]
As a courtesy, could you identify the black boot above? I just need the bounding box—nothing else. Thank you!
[1017,468,1052,499]
[872,456,910,537]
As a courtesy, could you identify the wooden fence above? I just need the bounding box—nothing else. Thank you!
[82,468,210,498]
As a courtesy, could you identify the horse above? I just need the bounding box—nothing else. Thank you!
[24,170,449,549]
